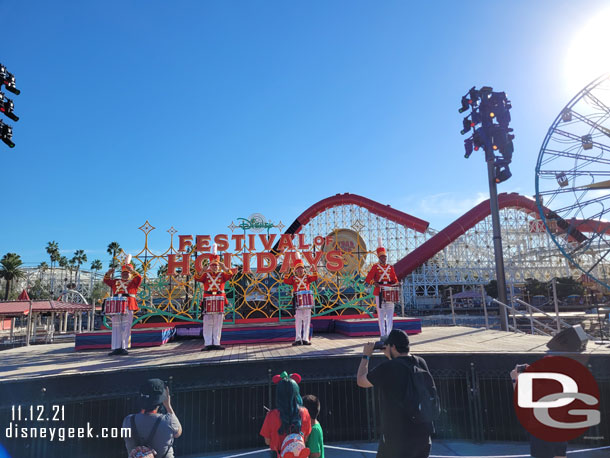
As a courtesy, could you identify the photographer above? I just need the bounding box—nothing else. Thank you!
[357,329,434,458]
[123,378,182,458]
[511,364,567,458]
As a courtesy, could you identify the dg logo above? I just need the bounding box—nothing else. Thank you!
[513,356,601,441]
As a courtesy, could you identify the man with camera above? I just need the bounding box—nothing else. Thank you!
[123,378,182,458]
[357,329,436,458]
[511,363,568,458]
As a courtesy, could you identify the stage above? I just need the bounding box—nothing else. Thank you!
[2,326,609,386]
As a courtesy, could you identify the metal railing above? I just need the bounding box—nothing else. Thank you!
[491,298,595,338]
[1,367,608,457]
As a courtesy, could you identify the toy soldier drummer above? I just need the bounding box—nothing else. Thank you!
[283,253,318,346]
[103,256,143,356]
[365,239,399,339]
[194,245,237,351]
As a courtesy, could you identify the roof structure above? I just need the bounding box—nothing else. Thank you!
[0,301,92,317]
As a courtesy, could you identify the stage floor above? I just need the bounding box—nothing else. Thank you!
[2,326,609,383]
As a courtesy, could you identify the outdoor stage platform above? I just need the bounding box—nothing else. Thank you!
[74,317,423,350]
[3,326,610,403]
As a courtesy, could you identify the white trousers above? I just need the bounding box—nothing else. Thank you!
[111,310,133,350]
[203,313,224,346]
[295,307,312,342]
[375,297,394,338]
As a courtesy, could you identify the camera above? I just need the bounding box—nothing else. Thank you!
[373,341,386,350]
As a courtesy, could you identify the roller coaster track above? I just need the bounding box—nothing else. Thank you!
[282,192,591,280]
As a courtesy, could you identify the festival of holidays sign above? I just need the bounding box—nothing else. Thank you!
[166,215,346,275]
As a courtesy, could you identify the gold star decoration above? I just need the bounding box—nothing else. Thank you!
[139,220,156,235]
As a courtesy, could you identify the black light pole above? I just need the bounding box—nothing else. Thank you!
[486,158,509,331]
[460,86,514,331]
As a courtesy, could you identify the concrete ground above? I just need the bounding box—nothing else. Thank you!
[194,439,610,457]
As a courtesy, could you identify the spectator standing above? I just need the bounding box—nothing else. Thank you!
[302,395,324,458]
[123,378,182,458]
[260,372,312,458]
[510,364,568,458]
[357,329,435,458]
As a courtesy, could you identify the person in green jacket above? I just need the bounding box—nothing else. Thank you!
[302,395,324,458]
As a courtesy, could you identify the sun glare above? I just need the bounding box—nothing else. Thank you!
[565,7,610,92]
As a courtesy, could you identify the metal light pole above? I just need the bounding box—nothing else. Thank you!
[487,159,509,331]
[460,86,514,331]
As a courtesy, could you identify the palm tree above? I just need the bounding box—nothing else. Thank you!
[91,259,103,275]
[68,258,77,287]
[0,253,25,300]
[72,250,87,287]
[58,256,69,287]
[107,242,121,269]
[157,264,168,278]
[38,261,49,286]
[90,259,103,292]
[46,241,60,293]
[38,261,49,282]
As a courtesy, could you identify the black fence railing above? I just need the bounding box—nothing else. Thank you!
[1,367,608,457]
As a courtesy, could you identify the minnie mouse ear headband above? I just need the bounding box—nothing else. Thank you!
[272,371,302,384]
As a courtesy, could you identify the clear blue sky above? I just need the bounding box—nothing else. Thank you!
[2,0,609,267]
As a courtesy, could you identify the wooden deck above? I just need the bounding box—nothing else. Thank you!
[1,326,609,383]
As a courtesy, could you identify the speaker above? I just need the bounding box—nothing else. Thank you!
[547,325,588,352]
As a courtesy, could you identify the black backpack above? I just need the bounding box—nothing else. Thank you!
[397,356,441,424]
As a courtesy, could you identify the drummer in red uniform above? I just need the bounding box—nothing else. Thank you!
[365,240,399,339]
[194,248,237,351]
[103,262,142,356]
[283,254,318,346]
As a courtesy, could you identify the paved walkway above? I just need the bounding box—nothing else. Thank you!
[194,440,610,457]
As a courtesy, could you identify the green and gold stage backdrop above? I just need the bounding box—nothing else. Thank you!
[108,220,393,325]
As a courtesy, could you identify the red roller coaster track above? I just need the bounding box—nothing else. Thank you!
[286,192,592,280]
[292,193,429,234]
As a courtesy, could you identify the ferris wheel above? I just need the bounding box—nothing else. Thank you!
[535,73,610,289]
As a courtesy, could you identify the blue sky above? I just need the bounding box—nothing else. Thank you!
[2,0,609,267]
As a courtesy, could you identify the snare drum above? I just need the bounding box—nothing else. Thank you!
[381,286,400,303]
[105,297,128,315]
[205,296,225,314]
[296,290,314,308]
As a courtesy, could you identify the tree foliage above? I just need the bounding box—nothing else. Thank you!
[0,252,24,300]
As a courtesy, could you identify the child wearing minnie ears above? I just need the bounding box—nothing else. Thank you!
[260,371,311,458]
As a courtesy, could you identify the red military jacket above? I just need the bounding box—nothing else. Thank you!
[194,270,234,305]
[283,273,318,293]
[103,273,143,311]
[365,263,398,296]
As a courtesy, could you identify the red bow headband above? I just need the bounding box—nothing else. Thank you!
[272,371,302,384]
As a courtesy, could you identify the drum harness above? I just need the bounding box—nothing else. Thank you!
[293,275,312,309]
[114,279,136,298]
[202,272,225,315]
[378,264,395,305]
